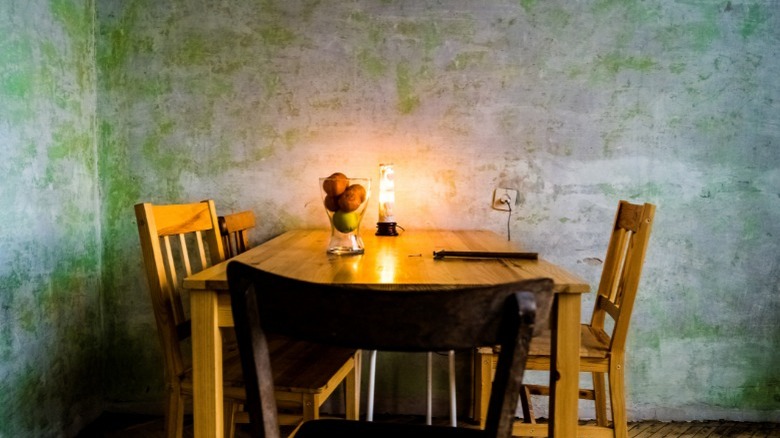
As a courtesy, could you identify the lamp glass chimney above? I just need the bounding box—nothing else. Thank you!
[378,164,395,223]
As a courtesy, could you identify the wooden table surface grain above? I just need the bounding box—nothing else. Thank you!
[185,229,589,292]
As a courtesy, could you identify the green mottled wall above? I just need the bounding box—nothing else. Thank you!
[95,0,778,422]
[1,0,100,436]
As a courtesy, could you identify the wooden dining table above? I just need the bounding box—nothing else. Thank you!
[183,229,590,437]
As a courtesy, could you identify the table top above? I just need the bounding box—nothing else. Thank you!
[184,229,589,294]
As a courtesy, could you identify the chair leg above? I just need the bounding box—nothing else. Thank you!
[592,371,608,427]
[472,349,493,429]
[345,356,359,420]
[223,401,239,438]
[426,352,433,425]
[609,360,628,438]
[367,349,378,421]
[448,350,457,427]
[302,393,320,421]
[164,387,185,438]
[518,385,536,424]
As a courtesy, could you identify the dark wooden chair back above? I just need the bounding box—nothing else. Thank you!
[228,261,553,438]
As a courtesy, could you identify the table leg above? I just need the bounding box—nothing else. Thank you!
[191,289,224,438]
[550,292,581,437]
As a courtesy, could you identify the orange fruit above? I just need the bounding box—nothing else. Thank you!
[350,184,367,202]
[324,194,339,212]
[338,185,364,212]
[322,172,348,197]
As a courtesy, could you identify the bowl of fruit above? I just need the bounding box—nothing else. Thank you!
[319,172,371,255]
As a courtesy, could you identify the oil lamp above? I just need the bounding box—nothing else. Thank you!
[375,163,398,236]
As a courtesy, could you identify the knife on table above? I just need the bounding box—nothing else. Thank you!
[432,250,538,260]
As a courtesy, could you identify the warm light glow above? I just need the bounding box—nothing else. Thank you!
[378,163,395,223]
[378,250,396,283]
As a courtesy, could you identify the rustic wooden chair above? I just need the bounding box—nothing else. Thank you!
[135,201,359,438]
[135,200,244,438]
[219,210,256,258]
[518,200,656,438]
[228,260,554,438]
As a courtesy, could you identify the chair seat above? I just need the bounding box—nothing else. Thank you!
[179,337,355,399]
[267,336,357,394]
[296,419,486,437]
[482,324,611,362]
[526,324,611,360]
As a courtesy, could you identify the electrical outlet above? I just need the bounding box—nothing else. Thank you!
[492,188,519,211]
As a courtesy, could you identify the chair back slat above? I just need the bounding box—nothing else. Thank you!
[228,262,553,437]
[177,234,193,279]
[152,203,216,236]
[135,200,225,378]
[591,200,655,352]
[609,228,632,303]
[161,235,186,326]
[596,294,620,322]
[194,230,209,269]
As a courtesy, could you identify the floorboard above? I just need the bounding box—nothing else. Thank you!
[75,413,780,438]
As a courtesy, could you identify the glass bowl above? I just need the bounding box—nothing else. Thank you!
[319,175,371,255]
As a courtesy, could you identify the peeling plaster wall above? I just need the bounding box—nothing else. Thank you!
[95,0,778,425]
[0,0,100,436]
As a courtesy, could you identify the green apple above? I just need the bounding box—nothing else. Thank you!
[333,211,359,233]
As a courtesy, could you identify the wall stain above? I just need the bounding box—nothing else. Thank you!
[358,48,387,79]
[520,0,537,14]
[741,3,768,38]
[446,51,488,71]
[395,61,420,114]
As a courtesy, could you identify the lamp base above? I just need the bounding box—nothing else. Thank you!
[376,222,399,236]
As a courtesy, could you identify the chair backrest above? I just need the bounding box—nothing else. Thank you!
[228,261,554,438]
[590,200,655,354]
[135,200,226,379]
[219,210,256,258]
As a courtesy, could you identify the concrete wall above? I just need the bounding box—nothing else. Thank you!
[0,0,101,436]
[1,0,778,434]
[96,0,780,422]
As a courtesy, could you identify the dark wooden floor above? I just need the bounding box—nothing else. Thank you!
[625,420,780,437]
[76,412,780,437]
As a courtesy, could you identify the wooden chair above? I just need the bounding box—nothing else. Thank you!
[227,260,554,438]
[135,200,244,438]
[219,210,256,258]
[517,200,656,438]
[135,201,359,438]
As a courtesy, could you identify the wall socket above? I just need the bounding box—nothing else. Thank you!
[492,188,519,211]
